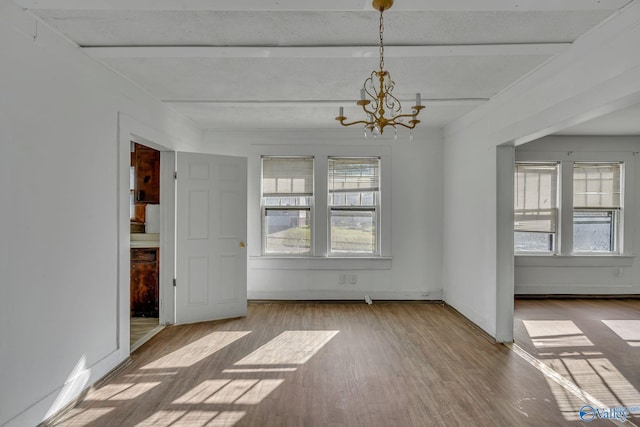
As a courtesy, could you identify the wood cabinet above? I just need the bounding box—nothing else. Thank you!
[134,144,160,203]
[131,143,160,224]
[130,248,159,317]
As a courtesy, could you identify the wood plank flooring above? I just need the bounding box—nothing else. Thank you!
[129,317,159,344]
[49,302,627,427]
[130,317,160,348]
[514,298,640,424]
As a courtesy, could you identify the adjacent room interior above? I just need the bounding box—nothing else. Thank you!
[129,143,162,350]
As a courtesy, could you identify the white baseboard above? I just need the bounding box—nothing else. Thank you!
[248,289,443,301]
[515,284,640,295]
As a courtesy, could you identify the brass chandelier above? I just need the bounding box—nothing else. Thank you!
[336,0,423,137]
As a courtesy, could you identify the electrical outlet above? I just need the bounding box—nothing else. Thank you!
[421,291,430,297]
[338,273,346,284]
[348,274,358,284]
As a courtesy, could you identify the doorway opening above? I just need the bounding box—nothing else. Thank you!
[130,142,162,350]
[117,115,248,357]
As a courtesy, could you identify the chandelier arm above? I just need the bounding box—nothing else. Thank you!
[392,121,419,130]
[337,118,374,127]
[390,112,422,121]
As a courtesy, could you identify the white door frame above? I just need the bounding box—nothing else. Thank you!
[117,113,176,354]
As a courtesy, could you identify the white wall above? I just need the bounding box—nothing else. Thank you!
[201,128,444,301]
[443,1,640,340]
[515,136,640,295]
[0,2,202,426]
[443,128,500,336]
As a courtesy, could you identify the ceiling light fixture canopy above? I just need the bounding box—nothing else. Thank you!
[336,0,423,138]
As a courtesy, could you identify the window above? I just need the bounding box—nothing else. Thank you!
[514,162,559,253]
[573,162,622,253]
[257,149,389,263]
[514,155,627,257]
[328,157,380,255]
[261,157,313,255]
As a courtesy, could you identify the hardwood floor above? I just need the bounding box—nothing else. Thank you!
[50,302,632,427]
[130,317,161,350]
[514,298,640,424]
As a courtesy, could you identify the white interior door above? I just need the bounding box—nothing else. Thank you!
[175,152,247,324]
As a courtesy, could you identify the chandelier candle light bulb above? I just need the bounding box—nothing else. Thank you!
[336,0,424,136]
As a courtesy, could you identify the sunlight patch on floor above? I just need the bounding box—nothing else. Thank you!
[234,379,284,405]
[222,367,298,373]
[207,380,260,404]
[173,379,284,405]
[173,380,230,404]
[532,336,594,348]
[522,320,593,348]
[523,320,583,337]
[57,408,115,426]
[147,330,337,426]
[86,382,161,401]
[556,351,603,358]
[135,410,245,427]
[543,357,640,421]
[510,344,640,423]
[548,358,622,408]
[234,330,339,365]
[602,320,640,347]
[123,371,178,378]
[590,358,640,413]
[142,331,251,369]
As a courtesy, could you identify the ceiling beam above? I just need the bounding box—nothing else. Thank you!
[14,0,631,11]
[84,43,570,59]
[162,99,489,107]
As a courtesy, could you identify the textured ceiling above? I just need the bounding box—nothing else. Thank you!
[15,0,635,131]
[97,55,551,101]
[34,10,616,46]
[557,103,640,136]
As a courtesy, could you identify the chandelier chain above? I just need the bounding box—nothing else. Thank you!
[336,0,423,136]
[379,9,384,71]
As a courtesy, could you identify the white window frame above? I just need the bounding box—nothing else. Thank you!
[328,157,381,257]
[261,156,314,256]
[249,145,392,270]
[572,162,623,254]
[514,162,560,255]
[514,150,634,265]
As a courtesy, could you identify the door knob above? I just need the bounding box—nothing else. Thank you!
[240,241,246,248]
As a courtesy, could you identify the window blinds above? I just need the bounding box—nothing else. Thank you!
[573,163,621,209]
[328,158,380,193]
[262,157,313,196]
[514,163,558,233]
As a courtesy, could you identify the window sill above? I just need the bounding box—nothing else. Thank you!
[515,254,635,267]
[249,256,392,270]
